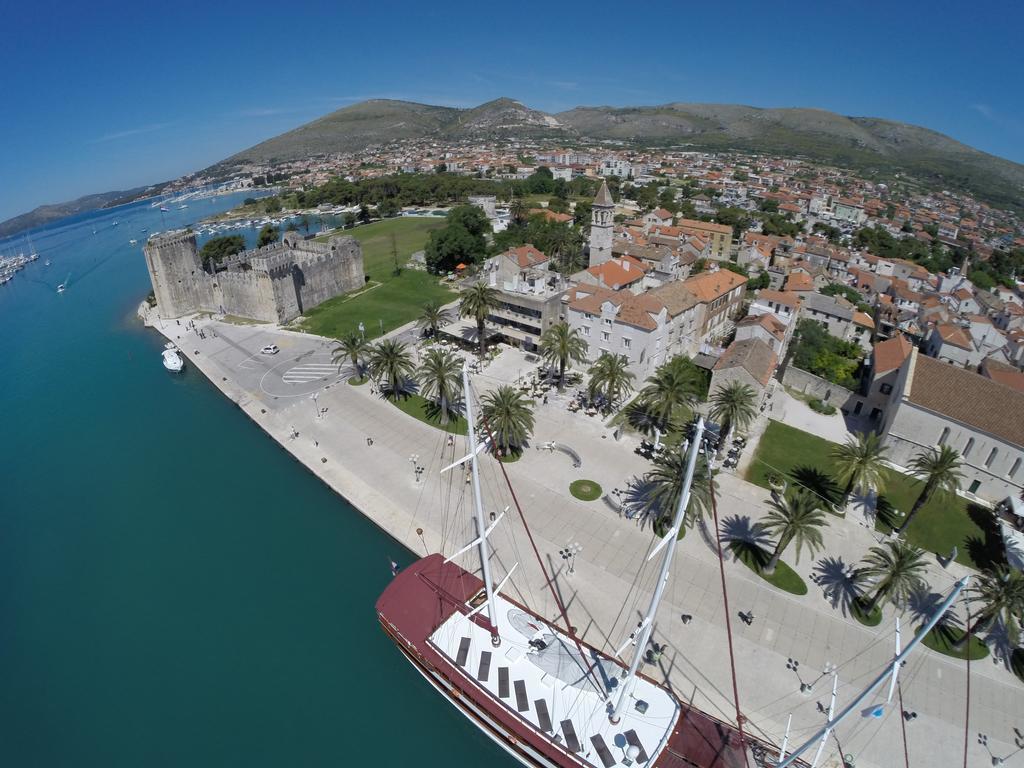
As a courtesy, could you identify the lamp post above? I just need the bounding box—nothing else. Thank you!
[559,542,582,575]
[311,392,319,420]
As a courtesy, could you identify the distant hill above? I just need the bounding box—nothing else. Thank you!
[214,98,1024,213]
[0,184,162,239]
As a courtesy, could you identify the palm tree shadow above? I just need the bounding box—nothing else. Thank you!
[622,478,661,526]
[422,398,464,425]
[906,587,963,638]
[720,515,772,567]
[873,495,900,531]
[789,465,841,508]
[813,556,861,616]
[966,504,1007,570]
[982,617,1014,666]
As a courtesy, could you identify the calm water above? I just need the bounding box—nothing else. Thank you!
[0,197,510,766]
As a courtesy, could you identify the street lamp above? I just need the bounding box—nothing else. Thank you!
[311,392,319,420]
[559,542,582,574]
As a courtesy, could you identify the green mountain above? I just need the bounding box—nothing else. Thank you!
[214,98,1023,213]
[0,184,162,239]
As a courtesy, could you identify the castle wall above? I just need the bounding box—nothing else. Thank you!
[143,229,365,324]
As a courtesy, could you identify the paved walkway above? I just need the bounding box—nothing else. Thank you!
[146,309,1023,768]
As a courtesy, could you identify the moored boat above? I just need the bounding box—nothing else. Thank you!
[162,347,184,373]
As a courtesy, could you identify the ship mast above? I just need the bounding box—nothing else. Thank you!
[611,418,705,723]
[462,364,501,646]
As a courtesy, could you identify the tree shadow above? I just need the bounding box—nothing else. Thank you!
[966,504,1007,570]
[813,556,862,616]
[788,465,842,509]
[906,586,964,637]
[622,478,661,526]
[873,495,900,532]
[720,515,772,548]
[422,398,464,426]
[984,617,1017,667]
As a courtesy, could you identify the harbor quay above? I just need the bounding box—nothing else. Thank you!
[143,308,1021,768]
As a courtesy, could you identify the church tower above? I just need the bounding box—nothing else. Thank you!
[588,180,614,267]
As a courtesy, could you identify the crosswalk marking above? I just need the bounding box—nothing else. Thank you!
[282,363,341,384]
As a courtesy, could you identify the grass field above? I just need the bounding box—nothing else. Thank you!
[299,218,453,340]
[389,393,467,434]
[746,420,999,570]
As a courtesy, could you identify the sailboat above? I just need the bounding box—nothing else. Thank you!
[377,368,965,768]
[57,273,70,293]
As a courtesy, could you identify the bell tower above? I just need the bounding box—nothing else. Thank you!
[588,180,614,267]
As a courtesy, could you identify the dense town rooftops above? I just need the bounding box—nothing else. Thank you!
[935,322,974,350]
[682,269,747,302]
[714,338,779,386]
[908,352,1024,447]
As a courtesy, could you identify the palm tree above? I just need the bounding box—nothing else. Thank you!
[762,490,828,575]
[417,299,451,339]
[830,431,889,507]
[641,449,716,530]
[480,386,535,456]
[897,445,964,534]
[857,539,929,613]
[638,356,704,445]
[708,381,757,446]
[509,198,527,226]
[539,321,588,390]
[586,353,635,411]
[367,338,415,399]
[963,566,1024,646]
[417,348,461,425]
[331,330,369,378]
[459,283,498,357]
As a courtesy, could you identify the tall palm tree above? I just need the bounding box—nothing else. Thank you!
[857,539,929,612]
[638,356,704,444]
[509,198,527,226]
[586,353,635,411]
[459,283,498,357]
[480,386,535,456]
[830,431,889,507]
[417,348,461,425]
[708,381,758,445]
[417,300,451,339]
[331,330,369,378]
[897,445,964,534]
[367,338,415,399]
[964,566,1024,647]
[539,321,588,389]
[762,490,828,575]
[641,449,716,530]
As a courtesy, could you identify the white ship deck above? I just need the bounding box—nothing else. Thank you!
[429,594,679,767]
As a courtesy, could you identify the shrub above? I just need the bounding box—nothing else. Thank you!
[808,398,837,415]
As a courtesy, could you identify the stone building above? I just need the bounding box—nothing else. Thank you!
[587,180,615,267]
[143,230,364,323]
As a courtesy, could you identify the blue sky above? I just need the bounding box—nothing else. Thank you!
[1,0,1022,222]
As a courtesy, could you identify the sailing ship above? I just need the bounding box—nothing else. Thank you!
[377,368,965,768]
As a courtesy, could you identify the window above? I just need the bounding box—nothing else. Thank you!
[601,331,610,342]
[985,447,998,468]
[622,337,631,349]
[581,326,590,337]
[968,480,981,494]
[938,427,950,446]
[961,438,975,456]
[604,318,612,327]
[1009,458,1021,479]
[879,383,893,395]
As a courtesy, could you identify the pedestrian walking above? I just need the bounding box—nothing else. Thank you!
[366,437,374,446]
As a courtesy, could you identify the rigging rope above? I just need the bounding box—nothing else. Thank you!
[707,452,752,768]
[962,603,971,768]
[896,682,911,768]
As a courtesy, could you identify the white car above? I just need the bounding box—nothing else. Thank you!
[260,344,280,355]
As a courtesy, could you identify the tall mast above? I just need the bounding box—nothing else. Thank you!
[611,418,705,723]
[462,364,501,645]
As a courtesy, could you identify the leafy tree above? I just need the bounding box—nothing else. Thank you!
[425,206,491,274]
[459,282,499,356]
[964,566,1024,647]
[480,386,535,456]
[830,431,889,506]
[897,446,964,534]
[638,356,706,442]
[343,212,356,229]
[264,197,282,214]
[377,198,399,218]
[821,282,864,305]
[358,204,372,224]
[714,207,753,233]
[747,272,770,290]
[790,319,862,388]
[417,299,451,338]
[539,322,588,390]
[762,490,828,574]
[199,235,246,267]
[857,540,928,612]
[331,330,369,377]
[509,198,527,226]
[586,353,635,411]
[257,224,279,248]
[759,198,780,213]
[447,205,491,238]
[640,449,716,530]
[708,381,758,445]
[367,339,415,399]
[525,166,554,194]
[417,348,462,425]
[572,200,592,227]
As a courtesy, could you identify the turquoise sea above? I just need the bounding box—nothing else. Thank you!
[0,196,511,766]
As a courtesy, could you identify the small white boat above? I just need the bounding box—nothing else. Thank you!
[56,284,65,293]
[162,347,184,373]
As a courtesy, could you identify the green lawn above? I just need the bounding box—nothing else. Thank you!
[747,420,1000,570]
[729,541,808,595]
[850,598,883,627]
[389,393,466,434]
[570,480,603,501]
[921,626,989,661]
[299,218,453,341]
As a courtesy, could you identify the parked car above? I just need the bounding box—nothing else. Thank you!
[261,344,280,355]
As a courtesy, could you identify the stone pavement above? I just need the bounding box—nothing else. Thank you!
[148,311,1023,768]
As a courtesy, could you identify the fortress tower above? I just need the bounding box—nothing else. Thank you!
[588,180,614,267]
[143,230,206,319]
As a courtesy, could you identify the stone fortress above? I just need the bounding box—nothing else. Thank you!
[143,229,365,323]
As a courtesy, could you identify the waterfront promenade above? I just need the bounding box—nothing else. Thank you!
[146,309,1022,768]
